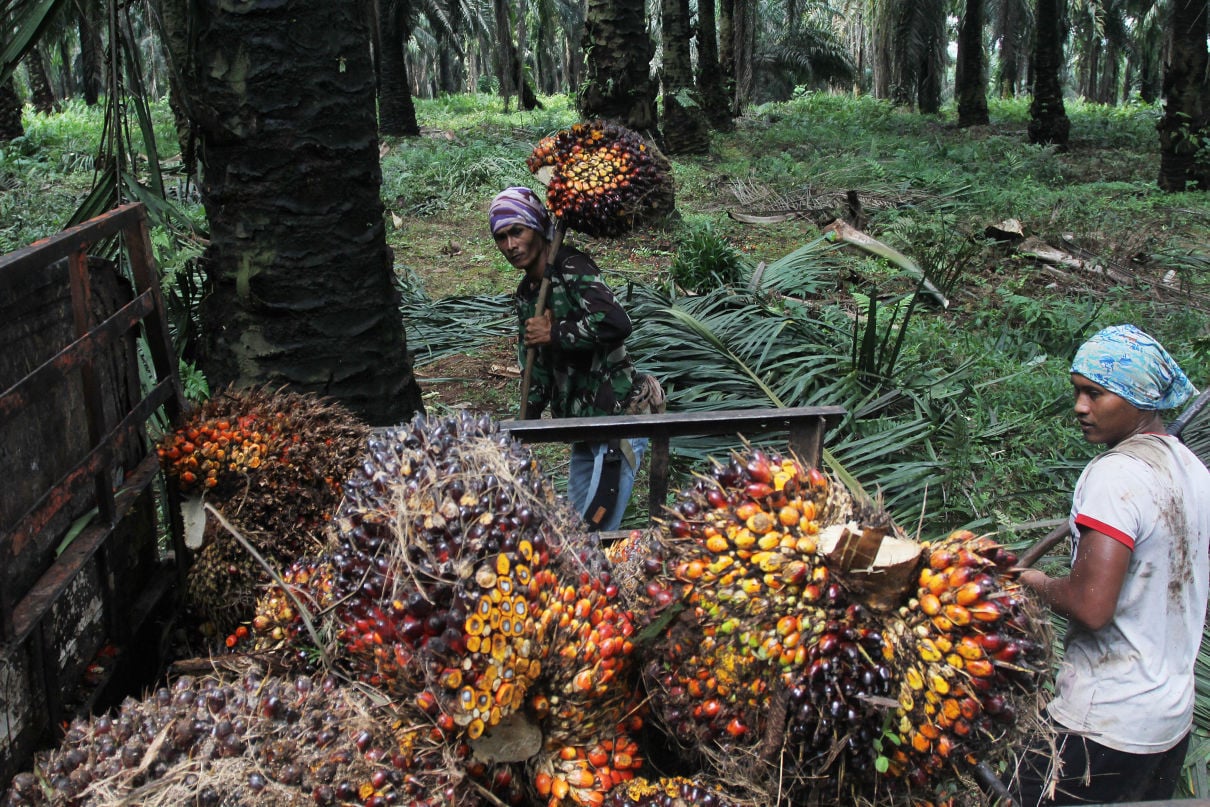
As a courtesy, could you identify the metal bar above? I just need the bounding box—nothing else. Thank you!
[0,290,155,425]
[67,250,116,526]
[122,205,184,419]
[0,204,143,275]
[1167,384,1210,441]
[647,431,671,520]
[503,405,845,444]
[9,449,163,647]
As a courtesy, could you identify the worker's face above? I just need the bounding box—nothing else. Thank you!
[493,224,546,278]
[1071,373,1150,447]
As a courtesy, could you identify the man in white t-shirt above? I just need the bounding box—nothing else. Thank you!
[1009,323,1209,806]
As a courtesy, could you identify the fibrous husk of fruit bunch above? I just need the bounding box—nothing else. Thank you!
[249,411,651,807]
[631,446,1053,806]
[156,386,369,640]
[1,660,478,807]
[526,120,675,237]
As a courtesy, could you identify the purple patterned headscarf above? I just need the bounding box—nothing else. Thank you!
[1070,324,1197,410]
[488,187,553,240]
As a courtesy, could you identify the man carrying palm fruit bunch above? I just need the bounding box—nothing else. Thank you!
[1009,324,1209,805]
[489,186,659,531]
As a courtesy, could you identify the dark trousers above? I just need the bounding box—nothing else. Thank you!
[1007,728,1190,806]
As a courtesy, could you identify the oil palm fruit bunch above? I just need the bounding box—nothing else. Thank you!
[251,411,567,737]
[602,776,746,807]
[2,667,474,807]
[156,386,369,639]
[529,546,645,807]
[526,120,673,237]
[634,446,1048,804]
[882,530,1050,791]
[637,450,866,779]
[782,599,897,789]
[604,528,672,620]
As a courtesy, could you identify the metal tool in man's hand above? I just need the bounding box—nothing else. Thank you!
[1018,383,1210,568]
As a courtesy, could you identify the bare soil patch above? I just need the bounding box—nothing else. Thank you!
[413,336,519,417]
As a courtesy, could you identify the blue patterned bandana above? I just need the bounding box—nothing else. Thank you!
[1070,324,1196,410]
[488,187,553,240]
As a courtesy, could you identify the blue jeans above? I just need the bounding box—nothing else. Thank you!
[567,438,648,531]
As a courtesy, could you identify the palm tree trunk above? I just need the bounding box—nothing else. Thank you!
[956,0,989,127]
[1027,0,1070,147]
[1158,0,1210,191]
[1081,33,1101,101]
[579,0,658,133]
[158,0,424,425]
[994,0,1027,97]
[718,0,736,107]
[26,47,57,114]
[378,0,421,136]
[660,0,710,153]
[536,0,559,94]
[0,76,23,141]
[887,0,945,111]
[78,0,105,105]
[915,8,945,113]
[565,0,586,92]
[437,38,462,93]
[492,0,542,111]
[57,36,74,101]
[731,0,756,113]
[695,0,733,129]
[1104,40,1121,105]
[1134,12,1163,105]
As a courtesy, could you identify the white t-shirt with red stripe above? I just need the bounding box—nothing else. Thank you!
[1047,433,1210,754]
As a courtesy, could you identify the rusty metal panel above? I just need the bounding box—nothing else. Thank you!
[0,202,186,785]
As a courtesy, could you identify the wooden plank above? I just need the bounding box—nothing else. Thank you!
[122,206,184,420]
[0,204,143,275]
[1,378,173,564]
[0,290,155,425]
[648,433,671,519]
[504,406,846,527]
[9,449,163,646]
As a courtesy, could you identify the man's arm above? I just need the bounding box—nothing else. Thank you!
[1018,529,1131,631]
[551,257,632,348]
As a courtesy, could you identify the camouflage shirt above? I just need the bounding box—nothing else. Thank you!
[514,245,637,419]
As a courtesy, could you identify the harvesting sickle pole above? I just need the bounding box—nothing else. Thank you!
[519,220,566,420]
[1017,383,1210,568]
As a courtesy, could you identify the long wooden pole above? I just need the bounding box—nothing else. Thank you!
[519,222,566,420]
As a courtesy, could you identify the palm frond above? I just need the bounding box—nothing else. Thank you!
[1,0,69,83]
[748,232,841,298]
[398,285,514,365]
[756,25,857,86]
